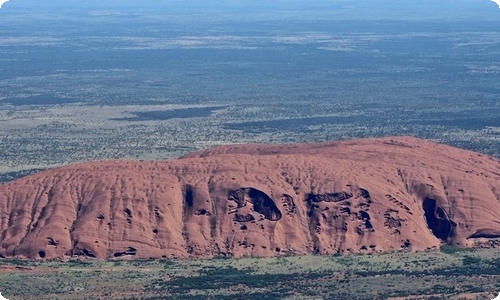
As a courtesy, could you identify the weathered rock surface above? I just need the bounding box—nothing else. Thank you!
[0,136,499,259]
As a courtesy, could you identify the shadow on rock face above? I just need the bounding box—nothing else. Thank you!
[183,185,194,208]
[422,197,456,241]
[306,191,353,203]
[113,247,137,257]
[229,188,282,221]
[468,228,500,239]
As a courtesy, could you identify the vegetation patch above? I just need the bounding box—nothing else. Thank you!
[111,107,225,121]
[0,248,498,299]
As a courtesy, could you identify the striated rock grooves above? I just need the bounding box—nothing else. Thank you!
[0,136,500,260]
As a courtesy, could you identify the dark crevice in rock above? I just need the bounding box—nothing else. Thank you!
[81,248,96,258]
[183,185,194,208]
[47,237,58,247]
[195,209,211,216]
[468,229,500,239]
[38,251,46,258]
[365,220,373,229]
[386,194,412,214]
[359,211,370,220]
[113,247,137,257]
[340,207,350,214]
[234,214,255,222]
[422,197,455,240]
[357,188,371,199]
[124,208,132,218]
[181,185,195,249]
[154,207,160,219]
[306,191,353,203]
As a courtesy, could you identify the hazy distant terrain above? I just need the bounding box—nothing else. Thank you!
[1,0,500,180]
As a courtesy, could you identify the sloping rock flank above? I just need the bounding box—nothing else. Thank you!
[0,136,500,259]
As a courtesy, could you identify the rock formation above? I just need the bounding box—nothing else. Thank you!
[0,136,499,259]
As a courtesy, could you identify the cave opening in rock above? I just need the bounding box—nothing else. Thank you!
[229,188,282,221]
[248,188,282,221]
[359,211,370,220]
[82,248,96,258]
[124,208,132,218]
[422,197,455,240]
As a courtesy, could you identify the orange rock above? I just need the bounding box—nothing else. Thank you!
[0,136,499,259]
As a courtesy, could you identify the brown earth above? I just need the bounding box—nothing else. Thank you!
[0,136,499,260]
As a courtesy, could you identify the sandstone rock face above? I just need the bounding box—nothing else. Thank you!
[0,136,500,259]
